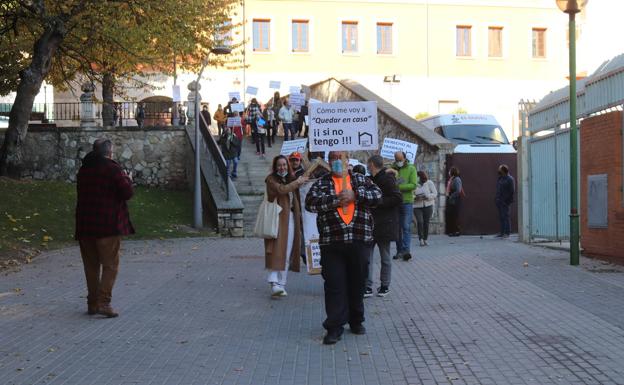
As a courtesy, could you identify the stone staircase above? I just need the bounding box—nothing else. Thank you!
[232,135,284,236]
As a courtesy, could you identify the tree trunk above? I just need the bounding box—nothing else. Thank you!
[101,72,115,127]
[0,22,65,177]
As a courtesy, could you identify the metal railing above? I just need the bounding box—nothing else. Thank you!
[199,113,230,199]
[0,101,176,126]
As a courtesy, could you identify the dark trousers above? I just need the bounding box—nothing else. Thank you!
[266,122,274,147]
[79,236,121,305]
[497,201,511,235]
[320,242,371,332]
[254,132,266,154]
[445,201,461,234]
[414,205,433,240]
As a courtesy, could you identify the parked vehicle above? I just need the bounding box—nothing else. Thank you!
[419,114,516,154]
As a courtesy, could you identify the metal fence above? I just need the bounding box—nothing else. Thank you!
[0,101,175,126]
[523,53,624,241]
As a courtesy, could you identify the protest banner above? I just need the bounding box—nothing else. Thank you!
[246,86,258,95]
[226,117,240,127]
[172,85,181,102]
[280,138,308,156]
[228,91,241,101]
[289,86,301,95]
[269,80,281,89]
[231,103,244,113]
[299,182,321,275]
[289,93,305,108]
[309,101,378,152]
[380,138,418,163]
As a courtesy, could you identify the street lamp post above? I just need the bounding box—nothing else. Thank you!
[192,47,232,229]
[556,0,586,265]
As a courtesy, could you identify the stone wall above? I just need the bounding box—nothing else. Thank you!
[0,127,190,188]
[309,78,454,234]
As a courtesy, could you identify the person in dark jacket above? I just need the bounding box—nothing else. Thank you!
[218,126,241,180]
[199,104,212,133]
[75,139,134,318]
[495,164,515,238]
[366,155,402,298]
[300,101,309,137]
[445,166,463,236]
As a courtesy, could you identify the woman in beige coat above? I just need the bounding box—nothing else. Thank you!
[265,155,308,297]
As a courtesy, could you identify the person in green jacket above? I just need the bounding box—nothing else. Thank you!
[392,151,418,261]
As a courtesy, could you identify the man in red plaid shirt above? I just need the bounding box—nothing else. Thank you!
[305,151,382,345]
[75,139,134,318]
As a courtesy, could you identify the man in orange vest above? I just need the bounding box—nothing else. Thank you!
[305,151,382,345]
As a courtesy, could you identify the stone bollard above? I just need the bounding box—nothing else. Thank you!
[186,81,202,127]
[80,82,97,129]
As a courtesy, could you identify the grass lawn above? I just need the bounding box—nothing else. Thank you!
[0,177,215,265]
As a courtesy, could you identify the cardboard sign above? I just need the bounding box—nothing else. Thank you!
[289,86,301,95]
[309,101,378,151]
[280,138,308,156]
[299,181,322,275]
[231,103,244,113]
[246,86,258,95]
[227,117,241,127]
[380,138,418,163]
[172,85,181,102]
[269,80,281,89]
[304,116,309,126]
[228,91,241,101]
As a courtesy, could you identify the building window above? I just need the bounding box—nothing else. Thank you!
[253,19,270,51]
[377,23,393,54]
[488,27,503,57]
[532,28,547,58]
[456,26,472,57]
[342,21,358,53]
[292,20,309,52]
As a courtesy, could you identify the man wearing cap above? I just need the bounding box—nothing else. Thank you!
[289,152,305,178]
[305,151,382,345]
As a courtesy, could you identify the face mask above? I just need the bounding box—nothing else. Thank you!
[277,170,288,178]
[331,160,343,175]
[396,161,405,168]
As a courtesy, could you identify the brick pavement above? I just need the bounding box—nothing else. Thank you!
[1,235,624,385]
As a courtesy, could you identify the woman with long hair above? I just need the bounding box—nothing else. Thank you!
[264,155,308,297]
[414,170,437,246]
[445,166,463,236]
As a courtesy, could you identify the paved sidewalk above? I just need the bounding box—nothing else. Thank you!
[1,236,624,385]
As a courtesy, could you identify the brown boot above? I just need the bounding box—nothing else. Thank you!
[97,304,119,318]
[87,303,98,315]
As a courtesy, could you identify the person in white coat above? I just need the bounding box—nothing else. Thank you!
[414,171,437,246]
[278,100,296,141]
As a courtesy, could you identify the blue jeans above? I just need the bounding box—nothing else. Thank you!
[497,201,511,235]
[395,203,413,255]
[283,123,295,141]
[226,157,239,177]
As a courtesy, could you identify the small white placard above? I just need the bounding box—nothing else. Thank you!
[380,138,418,163]
[289,93,305,108]
[228,92,241,101]
[269,81,281,89]
[231,103,244,113]
[246,86,258,95]
[289,86,301,95]
[309,101,378,152]
[172,85,181,102]
[227,117,241,127]
[280,138,308,156]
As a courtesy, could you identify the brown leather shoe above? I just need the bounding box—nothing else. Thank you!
[87,304,98,315]
[97,304,119,318]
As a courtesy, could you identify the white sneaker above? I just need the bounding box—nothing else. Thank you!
[279,289,288,297]
[419,239,425,246]
[271,283,285,297]
[424,240,429,246]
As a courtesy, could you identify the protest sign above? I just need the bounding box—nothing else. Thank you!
[304,116,309,126]
[289,93,305,108]
[172,85,181,102]
[280,138,308,156]
[289,86,301,95]
[228,91,241,101]
[380,138,418,163]
[269,80,281,89]
[309,101,378,152]
[246,86,258,95]
[226,117,240,127]
[231,103,244,113]
[299,182,321,275]
[309,98,322,104]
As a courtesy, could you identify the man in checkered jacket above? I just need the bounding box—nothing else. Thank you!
[75,139,134,318]
[305,151,382,345]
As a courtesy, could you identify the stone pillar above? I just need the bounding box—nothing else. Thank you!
[186,81,202,127]
[80,82,97,129]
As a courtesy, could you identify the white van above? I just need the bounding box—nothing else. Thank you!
[419,114,516,153]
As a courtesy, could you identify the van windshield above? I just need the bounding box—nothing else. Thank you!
[440,124,509,145]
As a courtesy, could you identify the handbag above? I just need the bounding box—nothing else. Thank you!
[253,190,282,239]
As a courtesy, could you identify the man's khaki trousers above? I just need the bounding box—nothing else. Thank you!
[79,236,121,306]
